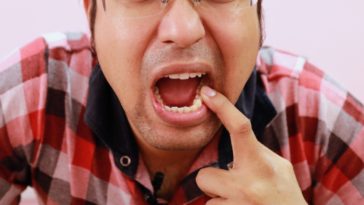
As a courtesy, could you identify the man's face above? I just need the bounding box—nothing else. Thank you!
[92,0,261,150]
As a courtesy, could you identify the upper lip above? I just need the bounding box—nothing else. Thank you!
[150,62,213,88]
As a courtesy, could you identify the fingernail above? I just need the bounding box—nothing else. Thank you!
[201,86,216,97]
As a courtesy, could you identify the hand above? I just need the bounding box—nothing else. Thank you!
[196,86,307,205]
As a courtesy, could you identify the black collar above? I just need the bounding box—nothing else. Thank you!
[84,62,277,178]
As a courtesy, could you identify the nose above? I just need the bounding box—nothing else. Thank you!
[158,0,205,48]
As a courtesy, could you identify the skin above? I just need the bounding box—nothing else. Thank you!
[83,0,307,203]
[197,86,307,204]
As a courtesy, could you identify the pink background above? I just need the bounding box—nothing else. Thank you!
[0,0,363,204]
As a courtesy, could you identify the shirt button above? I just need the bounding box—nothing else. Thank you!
[120,156,131,166]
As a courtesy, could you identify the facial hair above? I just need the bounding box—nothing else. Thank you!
[125,40,226,151]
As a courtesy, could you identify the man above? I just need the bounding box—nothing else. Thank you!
[0,0,363,204]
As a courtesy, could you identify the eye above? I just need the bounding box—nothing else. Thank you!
[199,0,251,9]
[117,0,157,4]
[104,0,167,19]
[207,0,235,3]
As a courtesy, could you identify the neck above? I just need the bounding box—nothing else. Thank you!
[135,136,203,201]
[138,142,202,176]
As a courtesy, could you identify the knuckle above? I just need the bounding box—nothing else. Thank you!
[280,158,296,176]
[225,175,248,199]
[206,198,224,205]
[196,168,211,186]
[282,158,294,169]
[206,199,217,205]
[205,200,213,205]
[246,182,266,201]
[234,119,252,135]
[233,183,247,196]
[253,159,276,179]
[260,164,276,179]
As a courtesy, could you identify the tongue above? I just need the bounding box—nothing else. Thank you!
[157,77,200,107]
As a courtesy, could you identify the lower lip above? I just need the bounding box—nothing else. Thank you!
[151,90,210,126]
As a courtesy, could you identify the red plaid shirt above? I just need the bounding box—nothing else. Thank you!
[1,32,364,205]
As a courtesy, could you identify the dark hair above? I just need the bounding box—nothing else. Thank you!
[89,0,264,51]
[257,0,265,47]
[90,0,97,53]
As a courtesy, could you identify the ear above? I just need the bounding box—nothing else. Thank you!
[83,0,92,22]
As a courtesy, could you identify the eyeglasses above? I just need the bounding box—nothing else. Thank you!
[102,0,258,19]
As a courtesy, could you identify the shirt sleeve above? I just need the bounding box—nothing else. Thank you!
[312,92,364,204]
[297,62,364,204]
[0,37,48,204]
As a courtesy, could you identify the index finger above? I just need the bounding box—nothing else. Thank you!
[201,86,262,169]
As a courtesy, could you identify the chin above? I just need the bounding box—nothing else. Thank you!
[134,113,222,151]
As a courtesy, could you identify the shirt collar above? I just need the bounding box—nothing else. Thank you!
[84,63,138,177]
[84,62,277,178]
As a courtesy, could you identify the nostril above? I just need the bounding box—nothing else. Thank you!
[157,1,205,48]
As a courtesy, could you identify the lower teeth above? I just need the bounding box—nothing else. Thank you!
[154,86,203,113]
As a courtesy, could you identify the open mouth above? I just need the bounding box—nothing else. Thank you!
[149,63,213,126]
[153,72,210,113]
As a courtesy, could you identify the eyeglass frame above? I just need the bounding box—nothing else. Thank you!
[100,0,258,19]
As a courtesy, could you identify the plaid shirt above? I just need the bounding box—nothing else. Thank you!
[0,32,363,205]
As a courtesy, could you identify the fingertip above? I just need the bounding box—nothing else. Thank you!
[201,86,216,97]
[201,86,223,112]
[201,93,213,111]
[201,93,209,101]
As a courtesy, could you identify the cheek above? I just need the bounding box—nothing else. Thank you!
[94,11,158,107]
[204,8,260,103]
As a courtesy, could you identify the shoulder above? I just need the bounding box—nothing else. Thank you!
[257,47,364,165]
[0,31,94,91]
[0,32,94,75]
[256,47,364,158]
[43,32,95,107]
[257,47,363,121]
[0,31,94,148]
[257,47,324,93]
[0,31,94,103]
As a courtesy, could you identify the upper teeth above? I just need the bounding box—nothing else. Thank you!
[166,73,205,80]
